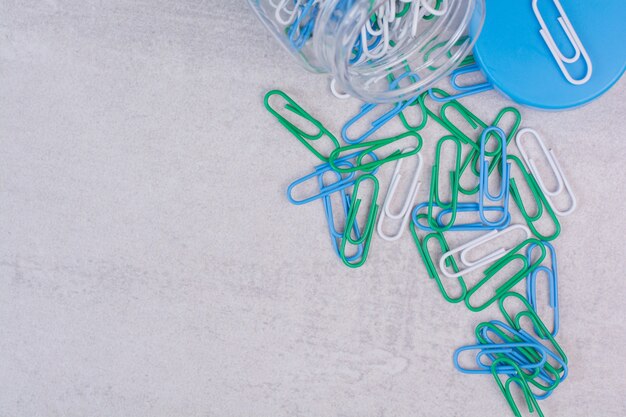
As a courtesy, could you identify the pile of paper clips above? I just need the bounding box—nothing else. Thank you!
[264,52,576,415]
[274,0,449,58]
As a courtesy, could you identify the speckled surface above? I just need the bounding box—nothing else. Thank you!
[1,1,625,416]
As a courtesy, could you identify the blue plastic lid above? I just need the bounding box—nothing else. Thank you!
[473,0,626,110]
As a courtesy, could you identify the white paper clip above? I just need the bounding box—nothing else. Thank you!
[376,153,423,241]
[274,0,303,26]
[330,78,351,99]
[515,128,577,216]
[532,0,592,85]
[439,224,531,278]
[421,0,448,16]
[360,16,390,60]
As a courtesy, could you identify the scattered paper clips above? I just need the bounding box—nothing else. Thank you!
[453,290,569,416]
[264,56,577,415]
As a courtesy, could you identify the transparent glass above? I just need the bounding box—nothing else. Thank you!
[247,0,486,103]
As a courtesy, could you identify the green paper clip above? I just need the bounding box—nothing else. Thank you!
[507,155,561,241]
[428,136,461,232]
[410,219,467,303]
[491,357,544,417]
[264,89,339,162]
[340,174,379,268]
[464,239,546,312]
[328,131,422,173]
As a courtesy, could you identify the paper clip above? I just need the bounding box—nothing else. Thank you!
[428,136,461,232]
[377,153,423,241]
[453,342,548,375]
[475,320,565,387]
[330,78,351,99]
[499,293,568,375]
[441,105,521,196]
[476,320,520,345]
[490,357,545,417]
[478,126,510,228]
[507,155,561,241]
[435,203,511,232]
[320,185,364,262]
[340,174,379,268]
[358,7,391,61]
[411,202,436,232]
[388,66,428,131]
[526,241,559,338]
[287,0,319,50]
[319,169,354,240]
[341,72,420,144]
[464,239,546,312]
[439,224,532,279]
[413,202,510,232]
[273,0,303,26]
[264,90,339,162]
[476,321,544,377]
[410,221,467,303]
[428,63,493,102]
[512,311,568,388]
[286,161,355,205]
[532,0,592,85]
[398,92,429,132]
[422,36,473,72]
[342,101,408,144]
[421,0,447,18]
[462,107,521,194]
[349,31,364,64]
[328,131,422,173]
[515,128,576,216]
[438,100,485,148]
[286,150,379,205]
[408,0,426,38]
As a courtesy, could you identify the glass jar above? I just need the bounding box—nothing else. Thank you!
[247,0,486,103]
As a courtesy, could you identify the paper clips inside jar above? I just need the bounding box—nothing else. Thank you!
[248,0,486,103]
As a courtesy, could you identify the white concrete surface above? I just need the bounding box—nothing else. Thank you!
[1,1,625,416]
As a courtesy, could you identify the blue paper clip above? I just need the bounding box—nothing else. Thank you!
[453,342,549,375]
[287,160,356,205]
[287,150,379,205]
[319,176,364,262]
[317,166,355,239]
[478,126,510,228]
[341,71,420,144]
[349,34,364,64]
[287,0,318,50]
[526,241,559,338]
[412,202,510,232]
[436,203,511,231]
[428,63,494,102]
[411,202,435,232]
[478,319,568,394]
